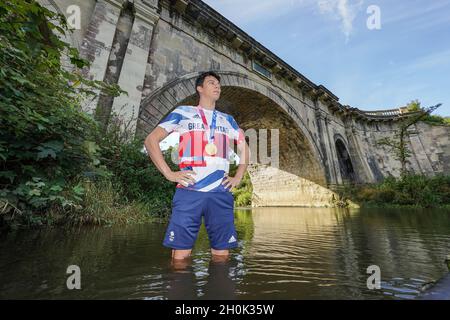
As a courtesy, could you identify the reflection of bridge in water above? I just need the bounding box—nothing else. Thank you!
[234,207,450,299]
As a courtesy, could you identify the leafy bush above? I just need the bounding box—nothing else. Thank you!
[229,164,253,207]
[95,115,179,218]
[0,1,122,228]
[339,174,450,208]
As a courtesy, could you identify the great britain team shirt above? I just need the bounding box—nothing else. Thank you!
[158,105,245,192]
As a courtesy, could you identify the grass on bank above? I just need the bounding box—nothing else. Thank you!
[48,178,155,227]
[336,174,450,209]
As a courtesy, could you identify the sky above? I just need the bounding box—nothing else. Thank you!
[202,0,450,117]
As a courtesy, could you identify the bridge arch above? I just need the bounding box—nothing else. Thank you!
[138,71,336,206]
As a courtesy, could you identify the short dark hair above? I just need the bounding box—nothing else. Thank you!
[195,71,221,96]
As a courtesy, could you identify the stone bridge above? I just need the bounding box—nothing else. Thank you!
[41,0,450,206]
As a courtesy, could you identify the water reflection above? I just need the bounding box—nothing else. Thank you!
[239,207,450,299]
[166,258,196,300]
[0,207,449,299]
[165,255,237,300]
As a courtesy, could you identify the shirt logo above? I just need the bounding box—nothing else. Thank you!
[193,114,200,119]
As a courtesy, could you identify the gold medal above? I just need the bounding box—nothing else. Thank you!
[205,143,217,155]
[197,106,218,156]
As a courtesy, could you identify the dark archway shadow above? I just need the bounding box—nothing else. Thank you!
[335,139,356,183]
[178,86,326,186]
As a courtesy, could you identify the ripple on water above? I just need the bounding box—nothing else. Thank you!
[0,207,449,299]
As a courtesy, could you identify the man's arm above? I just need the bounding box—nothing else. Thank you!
[144,126,196,187]
[234,138,250,179]
[222,137,250,191]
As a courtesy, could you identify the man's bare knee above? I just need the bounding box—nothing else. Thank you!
[172,249,192,260]
[211,249,230,263]
[211,248,229,256]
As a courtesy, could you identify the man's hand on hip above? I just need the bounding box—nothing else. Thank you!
[221,173,242,191]
[166,170,196,187]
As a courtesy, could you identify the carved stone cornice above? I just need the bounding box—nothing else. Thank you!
[134,0,159,24]
[104,0,126,9]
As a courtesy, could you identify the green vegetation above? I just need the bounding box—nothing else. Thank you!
[338,174,450,209]
[0,1,177,230]
[364,101,450,208]
[229,163,253,207]
[377,100,442,176]
[406,100,450,126]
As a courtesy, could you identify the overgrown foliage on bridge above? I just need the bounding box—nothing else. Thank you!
[407,100,450,126]
[339,174,450,209]
[377,101,442,176]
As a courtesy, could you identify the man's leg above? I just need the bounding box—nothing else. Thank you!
[171,250,193,272]
[205,192,238,259]
[211,249,229,256]
[163,189,204,260]
[211,249,230,263]
[172,249,228,260]
[172,249,192,260]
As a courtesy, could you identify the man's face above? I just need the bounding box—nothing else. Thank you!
[197,75,221,101]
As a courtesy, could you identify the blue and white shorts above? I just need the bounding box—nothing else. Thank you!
[163,188,239,250]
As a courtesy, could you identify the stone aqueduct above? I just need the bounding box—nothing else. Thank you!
[40,0,450,206]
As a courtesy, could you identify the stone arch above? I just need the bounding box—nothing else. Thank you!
[139,72,325,166]
[138,71,336,206]
[334,134,356,183]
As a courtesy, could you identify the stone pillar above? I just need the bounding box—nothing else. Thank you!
[313,109,328,182]
[79,0,124,114]
[344,121,373,183]
[408,127,435,175]
[314,106,338,185]
[323,114,341,184]
[110,0,160,138]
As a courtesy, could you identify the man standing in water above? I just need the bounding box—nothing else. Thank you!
[144,71,249,262]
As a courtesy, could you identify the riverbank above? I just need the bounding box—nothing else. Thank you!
[337,174,450,210]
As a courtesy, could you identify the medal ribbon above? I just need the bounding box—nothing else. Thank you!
[197,106,217,144]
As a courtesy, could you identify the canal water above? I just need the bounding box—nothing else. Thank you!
[1,207,449,299]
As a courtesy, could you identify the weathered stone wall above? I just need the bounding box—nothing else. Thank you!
[328,118,450,181]
[39,0,97,50]
[248,165,338,207]
[411,122,450,174]
[355,121,450,179]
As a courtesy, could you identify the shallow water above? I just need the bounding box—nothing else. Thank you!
[1,207,449,299]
